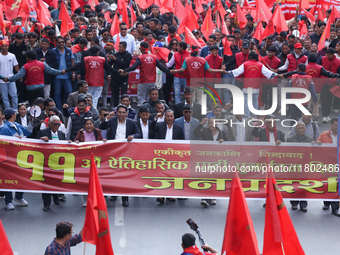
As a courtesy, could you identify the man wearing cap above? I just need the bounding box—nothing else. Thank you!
[4,50,64,106]
[276,42,308,74]
[200,34,222,58]
[260,46,281,110]
[0,39,19,110]
[0,108,31,210]
[228,51,278,119]
[240,25,251,41]
[35,38,57,99]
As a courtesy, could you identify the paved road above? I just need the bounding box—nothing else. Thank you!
[1,104,339,255]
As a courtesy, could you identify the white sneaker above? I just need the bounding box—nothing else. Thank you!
[5,203,15,210]
[322,117,328,124]
[14,198,28,206]
[209,199,217,205]
[327,116,332,121]
[201,200,209,207]
[334,109,339,114]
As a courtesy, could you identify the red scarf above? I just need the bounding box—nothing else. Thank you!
[49,40,56,48]
[72,44,87,54]
[144,38,155,48]
[74,106,90,116]
[265,125,277,142]
[167,33,181,44]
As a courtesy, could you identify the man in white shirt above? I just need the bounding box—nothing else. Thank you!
[150,101,165,122]
[151,109,184,140]
[0,39,19,110]
[113,23,136,55]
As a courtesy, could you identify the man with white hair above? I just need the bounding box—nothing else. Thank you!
[36,115,66,212]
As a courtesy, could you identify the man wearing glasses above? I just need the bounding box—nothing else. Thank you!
[52,36,75,111]
[99,28,111,48]
[94,107,109,139]
[44,222,83,254]
[113,22,136,55]
[174,104,199,140]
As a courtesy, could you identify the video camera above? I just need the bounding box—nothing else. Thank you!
[186,218,208,252]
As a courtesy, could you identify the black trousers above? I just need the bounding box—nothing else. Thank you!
[42,193,59,206]
[111,79,128,108]
[27,88,44,106]
[290,200,308,207]
[321,85,340,117]
[163,73,174,105]
[324,201,339,211]
[16,80,26,103]
[262,84,275,108]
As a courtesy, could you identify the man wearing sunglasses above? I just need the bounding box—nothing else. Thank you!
[94,107,109,139]
[113,22,136,55]
[174,104,199,140]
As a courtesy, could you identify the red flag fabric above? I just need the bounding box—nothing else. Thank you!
[253,21,264,43]
[330,85,340,98]
[329,5,340,24]
[299,21,307,38]
[302,8,315,25]
[110,12,121,36]
[135,0,153,9]
[83,154,114,255]
[221,173,260,255]
[221,18,230,36]
[264,0,276,8]
[309,6,315,15]
[152,47,171,61]
[194,0,204,14]
[262,19,275,39]
[104,11,112,23]
[318,17,331,51]
[316,7,325,22]
[36,0,52,27]
[5,0,20,21]
[177,4,199,34]
[222,37,232,56]
[300,0,310,10]
[71,0,81,13]
[215,0,227,21]
[0,219,13,255]
[11,25,24,34]
[117,0,129,28]
[128,6,136,28]
[59,1,74,37]
[256,0,272,23]
[236,4,247,26]
[201,6,215,41]
[160,0,174,13]
[17,0,30,23]
[173,0,185,20]
[184,26,202,48]
[263,157,305,255]
[87,0,99,11]
[0,4,6,36]
[272,5,288,33]
[52,0,58,9]
[114,34,120,52]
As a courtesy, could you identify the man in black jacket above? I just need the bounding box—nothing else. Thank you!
[9,33,27,103]
[107,41,132,108]
[136,105,154,139]
[252,115,285,145]
[151,109,184,140]
[36,115,66,212]
[142,87,169,115]
[174,87,202,121]
[35,38,56,99]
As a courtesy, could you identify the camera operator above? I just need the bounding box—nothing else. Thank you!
[181,233,220,255]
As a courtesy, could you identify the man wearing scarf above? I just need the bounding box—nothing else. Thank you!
[252,115,285,145]
[181,233,219,255]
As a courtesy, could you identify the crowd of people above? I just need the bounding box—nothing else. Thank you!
[0,0,339,217]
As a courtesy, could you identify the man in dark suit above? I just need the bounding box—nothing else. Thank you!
[67,80,93,108]
[36,115,66,212]
[151,109,184,140]
[136,105,154,139]
[174,87,202,121]
[252,115,285,145]
[100,104,141,207]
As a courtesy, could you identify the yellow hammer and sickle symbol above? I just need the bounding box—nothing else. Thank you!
[97,210,109,238]
[11,0,22,10]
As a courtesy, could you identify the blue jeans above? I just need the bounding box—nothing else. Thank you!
[4,192,23,205]
[54,78,72,111]
[88,86,103,109]
[174,77,187,104]
[244,92,258,119]
[0,82,18,109]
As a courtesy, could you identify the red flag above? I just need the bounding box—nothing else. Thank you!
[83,154,114,255]
[177,4,199,34]
[5,0,20,21]
[253,21,264,43]
[0,4,6,36]
[264,0,276,8]
[309,6,316,15]
[71,0,81,13]
[330,85,340,98]
[221,173,260,255]
[272,4,288,33]
[256,0,272,22]
[201,6,215,41]
[160,0,174,13]
[135,0,153,9]
[300,0,310,10]
[59,1,74,37]
[236,4,247,26]
[88,0,99,11]
[221,18,230,36]
[17,0,30,23]
[316,7,325,22]
[104,11,112,23]
[110,12,121,36]
[194,0,204,14]
[114,34,120,52]
[117,0,129,28]
[152,46,171,61]
[11,25,24,33]
[128,6,136,28]
[318,17,331,51]
[302,8,315,25]
[184,26,202,48]
[222,37,232,56]
[52,0,58,9]
[36,0,52,27]
[215,0,227,21]
[0,219,13,255]
[299,21,307,38]
[263,157,305,255]
[262,19,275,39]
[329,5,340,24]
[173,0,185,20]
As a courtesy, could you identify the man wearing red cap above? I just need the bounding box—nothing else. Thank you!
[276,42,308,74]
[0,39,19,110]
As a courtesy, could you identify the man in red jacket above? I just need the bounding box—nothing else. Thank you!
[121,41,171,107]
[277,43,308,74]
[166,41,190,104]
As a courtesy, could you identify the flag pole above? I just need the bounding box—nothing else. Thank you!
[83,240,86,255]
[281,243,286,255]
